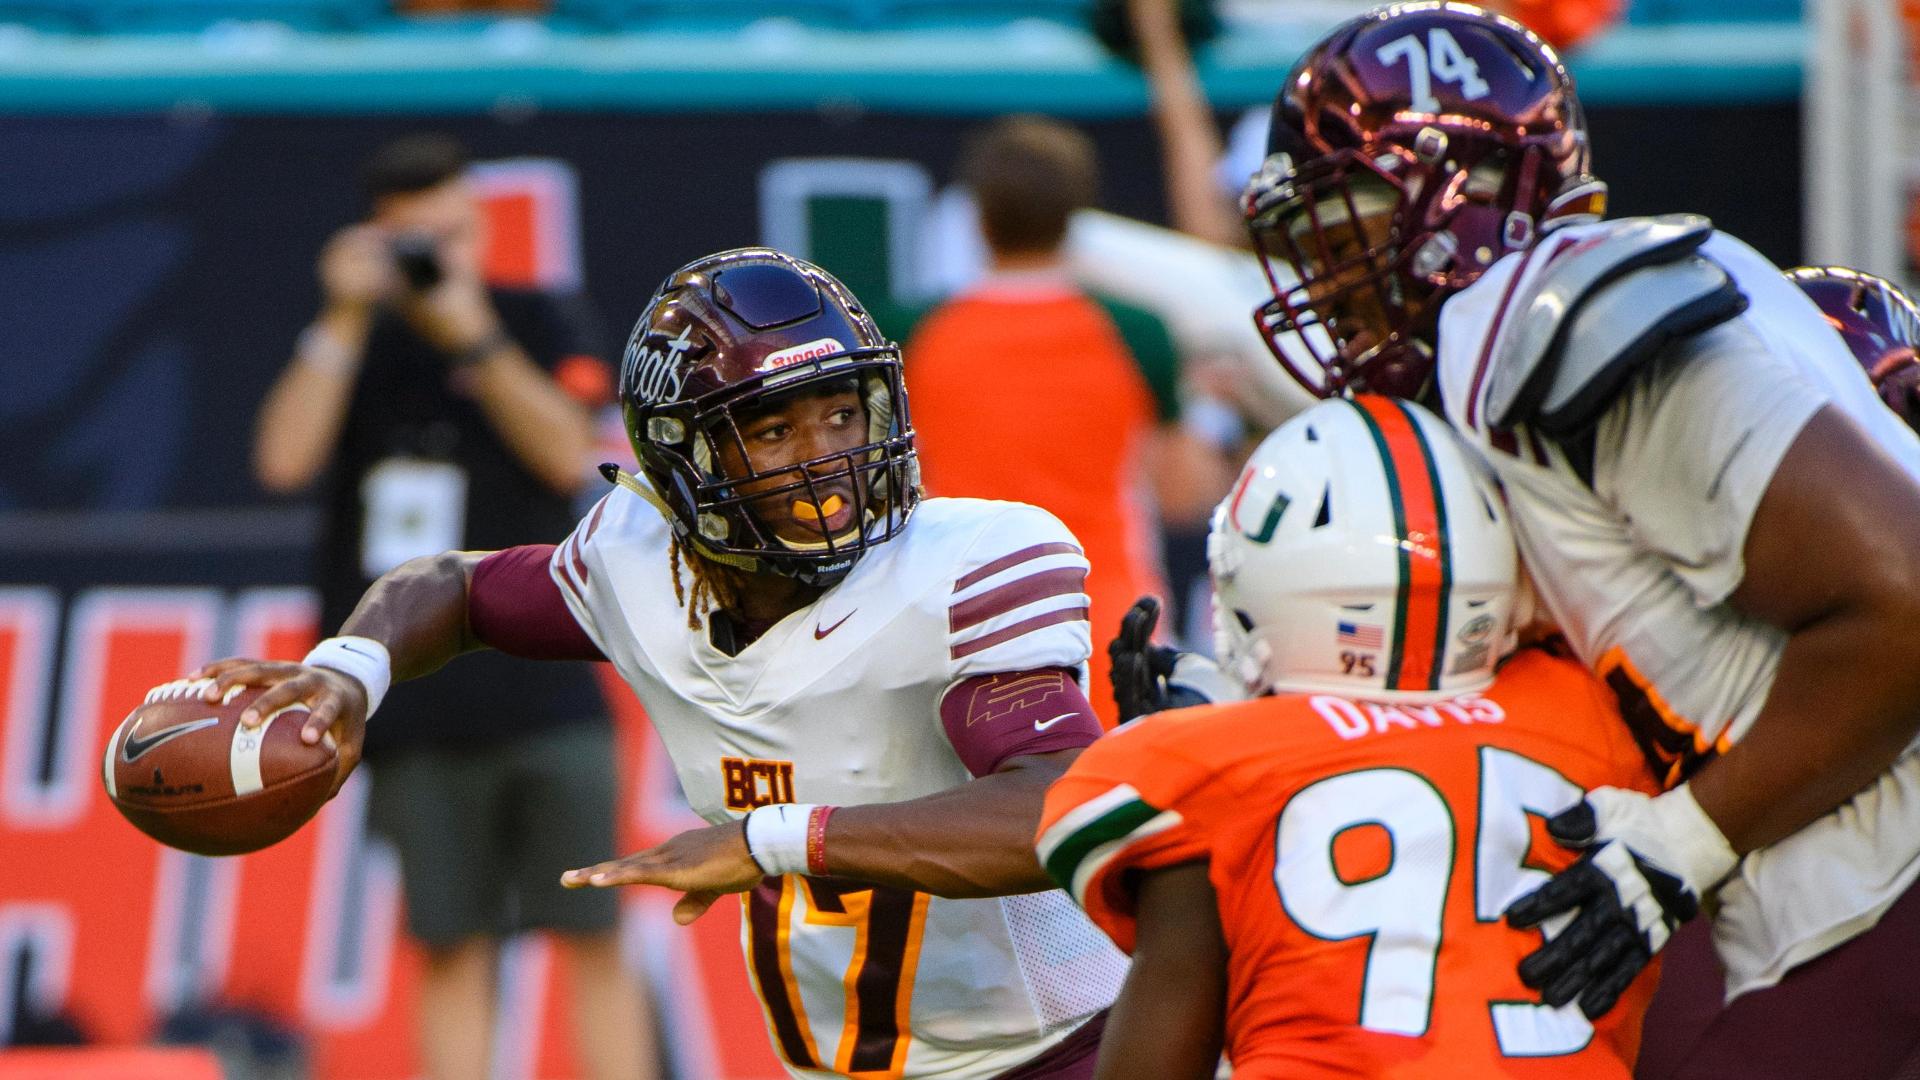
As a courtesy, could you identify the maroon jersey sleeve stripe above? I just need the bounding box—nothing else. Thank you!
[953,541,1082,593]
[469,545,606,661]
[948,567,1088,633]
[949,607,1089,661]
[939,667,1102,777]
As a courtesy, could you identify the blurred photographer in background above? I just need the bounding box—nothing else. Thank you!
[253,133,656,1080]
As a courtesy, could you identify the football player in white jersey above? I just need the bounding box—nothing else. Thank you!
[199,248,1126,1079]
[1238,4,1920,1076]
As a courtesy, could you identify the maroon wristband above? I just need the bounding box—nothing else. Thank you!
[806,805,836,877]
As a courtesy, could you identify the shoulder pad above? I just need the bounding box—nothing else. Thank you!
[1485,215,1750,437]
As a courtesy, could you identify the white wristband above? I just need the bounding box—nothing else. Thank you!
[303,636,392,720]
[744,803,818,877]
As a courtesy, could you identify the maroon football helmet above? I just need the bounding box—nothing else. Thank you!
[1246,2,1605,399]
[619,248,919,585]
[1788,265,1920,432]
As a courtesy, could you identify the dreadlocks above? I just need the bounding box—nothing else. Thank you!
[669,535,745,631]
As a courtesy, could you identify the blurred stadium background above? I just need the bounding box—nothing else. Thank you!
[0,0,1901,1077]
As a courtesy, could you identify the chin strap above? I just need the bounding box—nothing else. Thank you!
[597,463,763,573]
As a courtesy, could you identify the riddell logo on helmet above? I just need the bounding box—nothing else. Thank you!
[759,337,844,372]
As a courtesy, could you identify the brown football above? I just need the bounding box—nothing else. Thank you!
[103,678,336,856]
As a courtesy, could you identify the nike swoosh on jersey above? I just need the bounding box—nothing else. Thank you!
[122,716,222,763]
[814,611,855,640]
[1034,712,1077,731]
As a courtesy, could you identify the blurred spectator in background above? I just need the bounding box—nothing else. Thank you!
[1121,0,1623,251]
[904,115,1229,726]
[252,134,655,1080]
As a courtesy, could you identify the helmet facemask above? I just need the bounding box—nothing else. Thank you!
[1249,132,1558,401]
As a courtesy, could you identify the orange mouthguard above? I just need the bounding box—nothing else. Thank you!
[792,494,846,522]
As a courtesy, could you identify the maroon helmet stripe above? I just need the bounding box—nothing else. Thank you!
[950,607,1089,661]
[953,542,1081,593]
[948,568,1087,634]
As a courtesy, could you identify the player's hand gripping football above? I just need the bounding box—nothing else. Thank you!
[562,822,764,926]
[193,658,370,797]
[1108,596,1243,723]
[1504,785,1739,1019]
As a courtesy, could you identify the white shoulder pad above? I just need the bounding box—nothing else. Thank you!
[1485,215,1749,437]
[942,502,1092,679]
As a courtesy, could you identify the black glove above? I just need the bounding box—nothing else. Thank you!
[1107,596,1220,722]
[1503,787,1733,1021]
[1110,597,1179,722]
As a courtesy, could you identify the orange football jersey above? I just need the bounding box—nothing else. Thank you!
[1038,648,1660,1079]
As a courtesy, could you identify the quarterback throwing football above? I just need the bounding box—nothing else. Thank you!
[202,249,1124,1079]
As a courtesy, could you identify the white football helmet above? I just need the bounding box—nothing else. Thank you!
[1209,395,1517,701]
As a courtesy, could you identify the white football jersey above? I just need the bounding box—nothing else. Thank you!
[1436,218,1920,998]
[550,492,1125,1077]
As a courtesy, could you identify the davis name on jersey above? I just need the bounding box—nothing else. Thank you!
[1038,649,1659,1080]
[1434,214,1920,996]
[551,490,1125,1078]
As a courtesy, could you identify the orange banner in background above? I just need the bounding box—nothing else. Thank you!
[0,585,780,1080]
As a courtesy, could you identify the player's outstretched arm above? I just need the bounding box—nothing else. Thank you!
[1092,861,1227,1080]
[562,747,1087,921]
[563,667,1108,914]
[806,747,1083,897]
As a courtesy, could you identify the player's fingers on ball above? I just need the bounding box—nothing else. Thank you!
[301,697,341,745]
[235,680,297,722]
[210,660,300,702]
[194,656,253,680]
